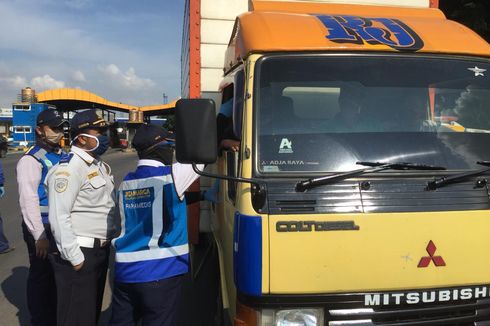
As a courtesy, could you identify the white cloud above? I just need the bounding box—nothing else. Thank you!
[72,70,86,82]
[0,2,183,108]
[31,75,65,90]
[0,74,27,105]
[100,63,120,76]
[98,64,155,90]
[0,75,27,88]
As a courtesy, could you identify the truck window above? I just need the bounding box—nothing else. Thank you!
[254,55,490,174]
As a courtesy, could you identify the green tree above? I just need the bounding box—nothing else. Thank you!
[163,114,175,132]
[439,0,489,42]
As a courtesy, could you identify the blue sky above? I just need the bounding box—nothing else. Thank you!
[0,0,185,109]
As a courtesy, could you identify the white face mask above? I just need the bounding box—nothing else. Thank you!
[43,128,63,145]
[72,133,99,152]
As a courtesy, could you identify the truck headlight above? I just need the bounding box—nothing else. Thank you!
[260,308,324,326]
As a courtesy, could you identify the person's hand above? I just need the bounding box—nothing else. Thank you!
[220,139,240,152]
[0,186,5,198]
[73,261,84,271]
[35,239,50,259]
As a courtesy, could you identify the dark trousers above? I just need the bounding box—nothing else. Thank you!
[22,222,57,326]
[49,245,109,326]
[0,213,10,252]
[110,274,184,326]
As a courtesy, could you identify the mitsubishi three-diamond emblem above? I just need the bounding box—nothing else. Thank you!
[418,240,446,268]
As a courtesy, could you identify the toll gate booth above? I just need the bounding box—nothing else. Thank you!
[34,87,176,150]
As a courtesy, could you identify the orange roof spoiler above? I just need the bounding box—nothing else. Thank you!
[225,3,489,73]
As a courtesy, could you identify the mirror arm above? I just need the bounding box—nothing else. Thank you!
[191,163,265,189]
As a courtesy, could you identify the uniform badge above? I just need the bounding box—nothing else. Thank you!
[55,178,68,193]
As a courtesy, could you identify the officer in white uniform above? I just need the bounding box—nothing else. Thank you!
[46,110,117,326]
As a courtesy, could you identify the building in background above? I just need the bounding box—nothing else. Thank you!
[11,87,58,147]
[12,102,56,147]
[0,107,12,137]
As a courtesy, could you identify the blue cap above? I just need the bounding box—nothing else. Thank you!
[132,124,173,152]
[70,110,108,132]
[37,109,68,127]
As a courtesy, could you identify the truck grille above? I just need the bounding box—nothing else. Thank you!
[266,177,490,214]
[327,299,490,325]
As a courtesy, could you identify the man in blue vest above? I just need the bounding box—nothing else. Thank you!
[110,124,202,326]
[16,108,67,326]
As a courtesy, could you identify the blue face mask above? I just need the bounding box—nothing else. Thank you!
[93,134,110,156]
[78,133,110,156]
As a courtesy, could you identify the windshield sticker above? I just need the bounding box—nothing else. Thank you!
[262,165,280,172]
[468,66,486,77]
[279,138,293,153]
[264,160,305,166]
[262,160,320,171]
[316,15,424,52]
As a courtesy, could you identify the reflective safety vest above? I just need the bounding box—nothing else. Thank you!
[25,145,64,224]
[113,165,189,283]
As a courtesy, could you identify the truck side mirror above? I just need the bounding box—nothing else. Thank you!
[175,99,218,164]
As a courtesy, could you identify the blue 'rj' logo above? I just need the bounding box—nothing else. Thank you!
[316,15,424,52]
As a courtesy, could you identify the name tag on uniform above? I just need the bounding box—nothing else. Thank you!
[87,171,99,179]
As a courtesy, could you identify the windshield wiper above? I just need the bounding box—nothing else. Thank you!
[426,161,490,190]
[296,161,446,192]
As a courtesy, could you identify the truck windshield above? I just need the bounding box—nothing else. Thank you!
[255,54,490,174]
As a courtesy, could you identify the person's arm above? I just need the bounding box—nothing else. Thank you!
[47,166,84,266]
[172,163,204,199]
[217,116,240,152]
[0,159,4,185]
[17,156,46,240]
[0,160,4,198]
[184,191,203,205]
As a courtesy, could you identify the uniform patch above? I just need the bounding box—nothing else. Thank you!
[55,171,70,177]
[87,171,99,179]
[43,159,53,168]
[55,178,68,193]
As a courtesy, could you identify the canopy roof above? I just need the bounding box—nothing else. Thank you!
[225,2,490,72]
[37,88,176,113]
